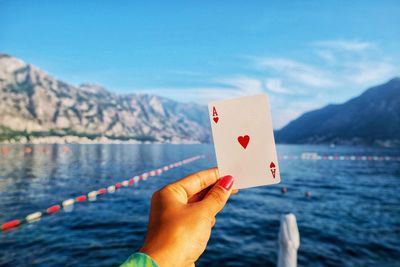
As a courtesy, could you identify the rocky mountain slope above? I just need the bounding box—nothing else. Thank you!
[0,54,210,143]
[275,78,400,147]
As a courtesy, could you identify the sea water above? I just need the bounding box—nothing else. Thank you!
[0,144,399,267]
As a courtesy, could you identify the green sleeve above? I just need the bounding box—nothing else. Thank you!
[120,252,159,267]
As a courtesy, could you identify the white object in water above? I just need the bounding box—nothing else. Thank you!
[62,198,75,207]
[300,152,319,160]
[142,173,149,180]
[26,211,42,222]
[88,191,97,201]
[107,185,116,193]
[62,198,75,212]
[278,213,300,267]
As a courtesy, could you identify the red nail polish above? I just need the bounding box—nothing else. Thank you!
[218,175,234,191]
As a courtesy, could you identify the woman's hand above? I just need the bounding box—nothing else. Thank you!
[140,168,235,267]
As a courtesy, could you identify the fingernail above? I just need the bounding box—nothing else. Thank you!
[218,175,234,191]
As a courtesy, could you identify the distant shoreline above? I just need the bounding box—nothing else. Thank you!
[1,136,399,148]
[0,135,202,145]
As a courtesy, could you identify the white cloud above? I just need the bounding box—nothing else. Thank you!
[255,40,398,90]
[142,39,398,129]
[142,87,234,103]
[314,40,374,51]
[269,94,325,129]
[257,58,335,87]
[316,50,335,62]
[342,61,396,85]
[250,39,399,128]
[216,76,263,95]
[312,40,398,86]
[167,70,206,77]
[142,76,264,104]
[265,78,293,94]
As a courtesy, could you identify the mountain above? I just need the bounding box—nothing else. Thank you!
[275,78,400,147]
[0,54,210,143]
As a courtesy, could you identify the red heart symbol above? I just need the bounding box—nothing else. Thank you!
[213,117,219,123]
[237,135,250,149]
[270,162,275,168]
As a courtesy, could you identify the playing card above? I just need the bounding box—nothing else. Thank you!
[208,93,281,189]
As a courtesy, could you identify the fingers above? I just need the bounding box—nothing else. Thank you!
[188,185,213,203]
[199,175,234,216]
[166,168,220,202]
[189,186,239,203]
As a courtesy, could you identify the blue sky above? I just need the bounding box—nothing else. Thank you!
[1,0,399,128]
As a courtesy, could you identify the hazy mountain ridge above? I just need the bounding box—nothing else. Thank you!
[2,54,399,146]
[0,54,210,143]
[275,77,400,147]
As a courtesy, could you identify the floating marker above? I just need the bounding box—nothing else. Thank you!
[107,185,116,193]
[26,212,42,222]
[62,199,75,212]
[0,155,204,231]
[98,188,107,195]
[279,154,400,161]
[76,195,87,202]
[47,205,61,214]
[1,220,20,231]
[88,191,97,201]
[62,199,75,208]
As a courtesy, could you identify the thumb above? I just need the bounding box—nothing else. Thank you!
[200,175,234,216]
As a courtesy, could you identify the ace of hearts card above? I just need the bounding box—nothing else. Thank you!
[208,93,281,189]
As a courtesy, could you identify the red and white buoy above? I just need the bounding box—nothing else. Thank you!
[1,155,204,231]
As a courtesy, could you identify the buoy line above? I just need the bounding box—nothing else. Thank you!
[1,155,204,231]
[279,153,400,161]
